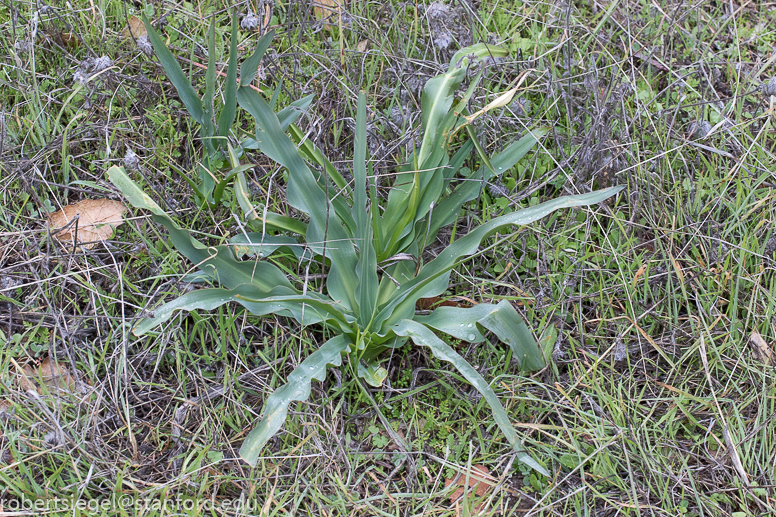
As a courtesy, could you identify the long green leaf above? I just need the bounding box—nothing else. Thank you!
[392,319,548,475]
[236,87,359,310]
[107,166,293,293]
[132,284,351,335]
[142,13,206,127]
[240,334,352,466]
[377,186,626,333]
[417,300,544,371]
[203,14,216,145]
[428,129,547,239]
[352,93,378,324]
[217,11,239,140]
[240,30,275,87]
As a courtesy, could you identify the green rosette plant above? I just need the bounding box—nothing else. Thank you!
[109,37,624,475]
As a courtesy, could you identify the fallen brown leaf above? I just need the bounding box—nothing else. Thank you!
[16,358,80,395]
[39,31,80,50]
[444,464,496,503]
[48,199,126,250]
[750,331,773,365]
[122,16,147,39]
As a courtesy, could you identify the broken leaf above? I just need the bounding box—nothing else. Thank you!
[444,464,496,502]
[16,358,81,395]
[48,199,126,250]
[122,16,147,39]
[750,331,773,365]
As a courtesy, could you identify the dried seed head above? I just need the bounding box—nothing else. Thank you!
[426,1,451,21]
[434,31,453,49]
[241,11,259,30]
[92,56,112,72]
[14,40,32,53]
[761,76,776,97]
[487,181,509,198]
[687,120,712,140]
[73,69,89,86]
[123,148,140,171]
[137,35,153,55]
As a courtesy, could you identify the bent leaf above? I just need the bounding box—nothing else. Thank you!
[377,186,625,333]
[132,285,350,335]
[416,299,543,371]
[107,166,292,293]
[392,319,548,476]
[240,334,352,466]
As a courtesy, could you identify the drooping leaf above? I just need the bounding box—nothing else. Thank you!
[107,166,292,293]
[132,284,351,335]
[392,319,548,475]
[240,334,352,466]
[377,186,626,333]
[418,300,544,371]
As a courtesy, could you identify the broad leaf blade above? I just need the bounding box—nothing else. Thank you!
[392,319,548,475]
[142,13,206,127]
[240,334,352,466]
[377,186,626,333]
[132,285,350,335]
[240,30,275,87]
[417,301,544,371]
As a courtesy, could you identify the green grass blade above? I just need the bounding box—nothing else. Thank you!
[392,319,548,476]
[142,13,206,128]
[217,11,239,140]
[239,30,275,87]
[240,334,352,466]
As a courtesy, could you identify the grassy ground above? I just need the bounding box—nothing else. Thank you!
[1,0,776,515]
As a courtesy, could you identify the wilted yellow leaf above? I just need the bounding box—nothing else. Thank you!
[48,199,126,250]
[122,16,147,39]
